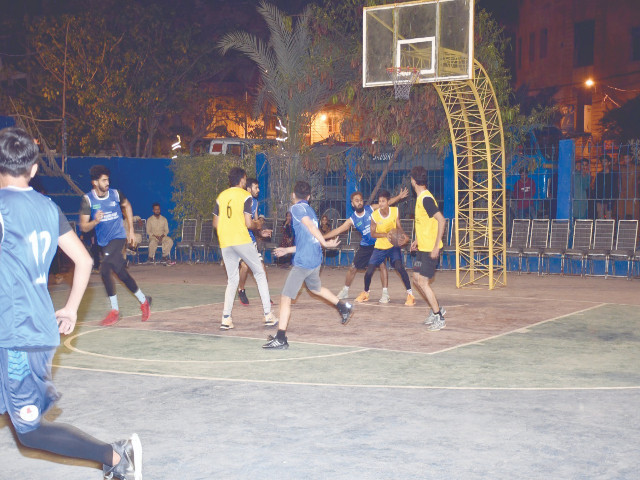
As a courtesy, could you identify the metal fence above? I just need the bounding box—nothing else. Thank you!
[571,142,640,221]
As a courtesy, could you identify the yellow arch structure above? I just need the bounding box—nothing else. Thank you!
[434,60,507,289]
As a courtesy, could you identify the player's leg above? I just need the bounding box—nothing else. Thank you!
[389,247,414,305]
[339,245,370,299]
[237,243,276,326]
[237,260,250,305]
[412,252,445,330]
[220,246,242,329]
[305,266,354,325]
[356,248,385,302]
[2,349,141,479]
[263,267,308,349]
[378,261,390,303]
[110,240,151,321]
[99,240,122,325]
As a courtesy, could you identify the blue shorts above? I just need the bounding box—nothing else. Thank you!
[0,347,60,434]
[368,247,403,266]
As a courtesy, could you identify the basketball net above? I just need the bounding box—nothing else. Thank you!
[386,67,420,100]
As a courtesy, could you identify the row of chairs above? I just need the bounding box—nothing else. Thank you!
[506,218,639,277]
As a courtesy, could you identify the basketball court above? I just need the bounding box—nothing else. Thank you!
[1,264,639,479]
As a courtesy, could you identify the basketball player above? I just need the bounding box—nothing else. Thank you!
[237,177,272,305]
[79,165,151,326]
[409,166,447,330]
[0,127,141,480]
[324,188,408,303]
[214,167,277,329]
[263,181,354,349]
[354,190,414,305]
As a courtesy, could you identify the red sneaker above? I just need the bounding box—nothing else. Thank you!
[140,297,152,322]
[100,309,120,326]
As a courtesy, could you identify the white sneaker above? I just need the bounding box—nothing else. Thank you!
[264,311,279,327]
[379,292,390,304]
[337,286,349,300]
[220,316,234,330]
[424,307,446,326]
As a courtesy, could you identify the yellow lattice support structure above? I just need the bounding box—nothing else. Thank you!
[434,60,507,289]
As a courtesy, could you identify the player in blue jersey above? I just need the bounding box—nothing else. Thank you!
[323,188,408,303]
[0,127,141,480]
[237,178,272,305]
[263,181,354,349]
[79,165,151,326]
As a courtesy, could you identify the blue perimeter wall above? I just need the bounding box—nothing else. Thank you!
[65,157,177,233]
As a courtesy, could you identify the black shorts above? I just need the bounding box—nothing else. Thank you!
[101,238,127,270]
[353,245,375,270]
[413,251,439,279]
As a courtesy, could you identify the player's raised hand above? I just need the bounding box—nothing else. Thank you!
[398,186,409,199]
[56,307,78,335]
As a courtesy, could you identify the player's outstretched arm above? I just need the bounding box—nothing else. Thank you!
[301,216,338,248]
[56,230,93,335]
[323,218,352,240]
[371,187,409,210]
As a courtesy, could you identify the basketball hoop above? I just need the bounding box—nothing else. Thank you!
[386,67,420,100]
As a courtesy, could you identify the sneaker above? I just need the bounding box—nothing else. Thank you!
[163,257,176,266]
[340,302,354,325]
[354,291,370,303]
[424,307,446,326]
[140,297,152,322]
[238,289,250,305]
[220,316,234,330]
[263,335,289,349]
[379,292,390,304]
[405,293,416,306]
[264,311,279,327]
[337,286,349,300]
[100,310,120,327]
[103,433,142,480]
[426,315,446,331]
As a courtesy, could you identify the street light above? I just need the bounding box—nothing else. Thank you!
[585,78,595,87]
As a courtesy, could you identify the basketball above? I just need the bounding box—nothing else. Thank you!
[387,229,408,247]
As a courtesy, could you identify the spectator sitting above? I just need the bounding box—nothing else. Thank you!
[320,214,332,235]
[513,167,536,219]
[146,203,175,265]
[277,211,295,266]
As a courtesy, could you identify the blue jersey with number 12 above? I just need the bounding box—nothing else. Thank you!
[0,187,68,348]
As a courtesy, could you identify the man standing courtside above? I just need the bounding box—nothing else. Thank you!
[79,165,151,326]
[409,166,447,331]
[214,167,277,329]
[0,127,141,480]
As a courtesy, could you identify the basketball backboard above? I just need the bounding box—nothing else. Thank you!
[363,0,474,88]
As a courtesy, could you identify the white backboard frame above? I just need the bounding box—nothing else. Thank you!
[363,0,474,88]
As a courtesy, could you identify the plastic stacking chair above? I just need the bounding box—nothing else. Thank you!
[608,220,638,279]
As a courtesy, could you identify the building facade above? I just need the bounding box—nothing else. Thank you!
[515,0,640,139]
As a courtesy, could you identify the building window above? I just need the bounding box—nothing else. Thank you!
[633,26,640,61]
[574,20,595,67]
[529,32,536,62]
[540,28,548,59]
[518,37,522,69]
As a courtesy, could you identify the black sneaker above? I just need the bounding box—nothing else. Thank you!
[103,433,142,480]
[263,335,288,349]
[238,289,249,305]
[340,302,354,325]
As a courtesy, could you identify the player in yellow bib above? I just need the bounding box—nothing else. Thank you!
[213,167,277,330]
[354,190,415,306]
[409,166,447,331]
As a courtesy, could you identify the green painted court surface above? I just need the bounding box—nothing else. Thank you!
[2,265,640,479]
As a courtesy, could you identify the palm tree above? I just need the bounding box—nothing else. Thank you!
[218,0,342,215]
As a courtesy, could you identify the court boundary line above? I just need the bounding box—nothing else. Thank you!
[63,328,371,364]
[51,363,640,391]
[431,303,608,354]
